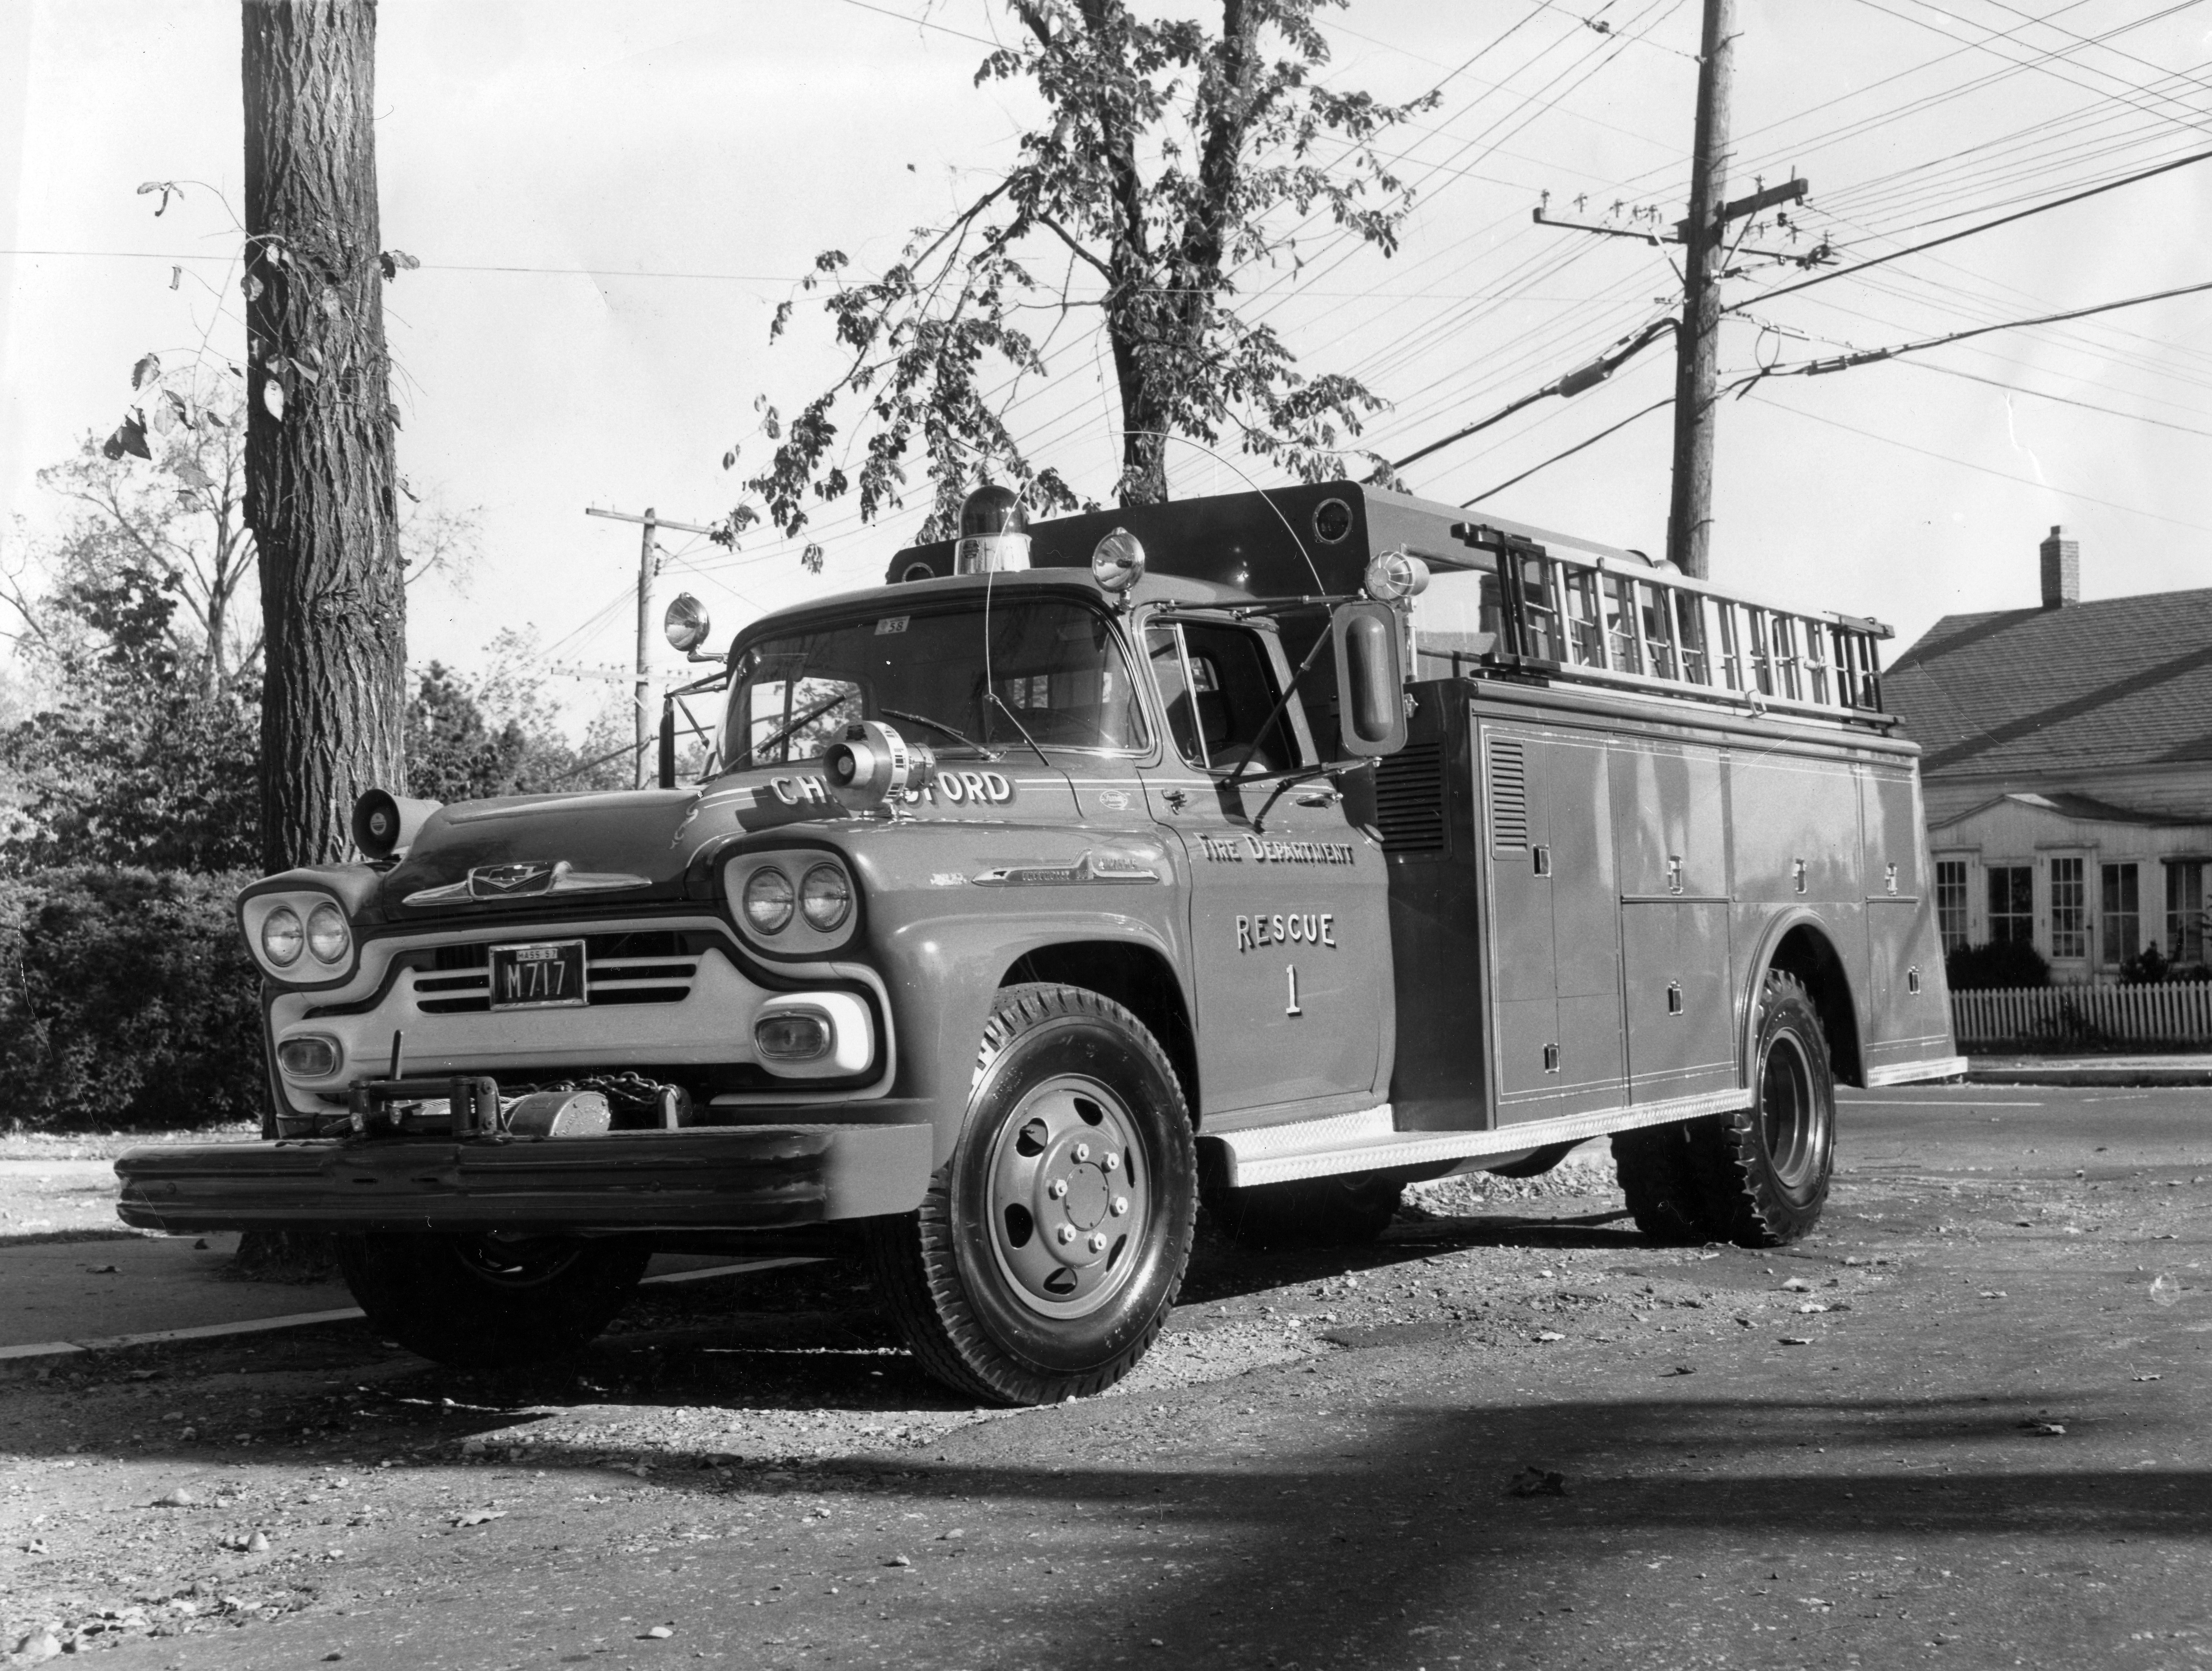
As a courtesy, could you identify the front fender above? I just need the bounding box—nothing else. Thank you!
[877,911,1187,1167]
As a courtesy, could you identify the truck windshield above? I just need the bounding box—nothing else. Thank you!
[725,597,1148,768]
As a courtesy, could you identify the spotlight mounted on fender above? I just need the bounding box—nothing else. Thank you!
[955,484,1030,574]
[1362,548,1431,604]
[821,721,934,812]
[352,789,442,864]
[663,592,713,656]
[1090,527,1146,598]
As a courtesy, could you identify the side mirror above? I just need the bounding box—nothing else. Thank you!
[1331,601,1407,757]
[657,701,678,790]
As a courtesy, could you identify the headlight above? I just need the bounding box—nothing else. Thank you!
[261,907,304,967]
[306,902,350,964]
[743,867,794,934]
[800,863,852,932]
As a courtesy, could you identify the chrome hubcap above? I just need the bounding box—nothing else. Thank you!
[986,1074,1149,1320]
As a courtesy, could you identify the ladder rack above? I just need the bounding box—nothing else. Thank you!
[1447,523,1891,727]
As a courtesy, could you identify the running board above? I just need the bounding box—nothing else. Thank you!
[1213,1087,1754,1189]
[1864,1055,1969,1087]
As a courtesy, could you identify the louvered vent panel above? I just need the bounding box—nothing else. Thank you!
[1373,741,1447,854]
[1489,738,1529,850]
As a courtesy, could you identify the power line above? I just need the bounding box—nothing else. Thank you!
[1735,141,2212,311]
[1459,395,1673,506]
[1746,391,2212,536]
[1769,273,2212,379]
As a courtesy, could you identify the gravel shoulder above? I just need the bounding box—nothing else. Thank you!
[2,1095,2207,1669]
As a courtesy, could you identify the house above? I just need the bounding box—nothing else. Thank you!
[1882,528,2212,982]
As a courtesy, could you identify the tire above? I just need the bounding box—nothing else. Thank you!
[336,1232,650,1369]
[1207,1171,1403,1250]
[865,983,1197,1406]
[1610,1123,1710,1244]
[1688,969,1837,1246]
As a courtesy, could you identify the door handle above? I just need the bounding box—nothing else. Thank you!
[1532,845,1552,878]
[1163,787,1188,812]
[1666,981,1684,1016]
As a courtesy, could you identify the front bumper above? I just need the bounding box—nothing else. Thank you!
[114,1123,933,1236]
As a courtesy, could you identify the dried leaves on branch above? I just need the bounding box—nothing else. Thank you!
[727,0,1433,550]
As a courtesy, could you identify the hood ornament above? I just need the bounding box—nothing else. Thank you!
[402,859,653,909]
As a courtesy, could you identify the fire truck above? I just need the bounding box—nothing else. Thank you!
[116,481,1962,1405]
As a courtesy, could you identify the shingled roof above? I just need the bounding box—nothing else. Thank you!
[1885,587,2212,779]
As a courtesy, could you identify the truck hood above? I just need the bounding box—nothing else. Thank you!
[374,761,1082,919]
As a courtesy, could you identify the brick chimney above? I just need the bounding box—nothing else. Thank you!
[2039,524,2079,608]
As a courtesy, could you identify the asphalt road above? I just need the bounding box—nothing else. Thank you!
[2,1082,2206,1670]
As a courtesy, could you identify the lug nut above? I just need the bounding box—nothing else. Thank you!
[1111,1196,1129,1217]
[1103,1152,1120,1171]
[1055,1225,1075,1246]
[1073,1142,1090,1162]
[1048,1178,1068,1200]
[1088,1232,1107,1253]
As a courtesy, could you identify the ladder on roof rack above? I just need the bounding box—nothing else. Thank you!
[1448,522,1892,726]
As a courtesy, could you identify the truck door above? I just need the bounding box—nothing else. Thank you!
[1140,617,1389,1119]
[1861,765,1949,1071]
[1480,721,1624,1124]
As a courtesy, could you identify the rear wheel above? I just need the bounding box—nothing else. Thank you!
[1207,1171,1403,1250]
[1611,1123,1709,1244]
[866,984,1197,1405]
[337,1232,650,1368]
[1689,969,1837,1245]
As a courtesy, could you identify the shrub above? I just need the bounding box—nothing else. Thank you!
[0,867,264,1132]
[1945,938,2051,991]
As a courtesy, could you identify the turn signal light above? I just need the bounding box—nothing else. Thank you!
[755,1011,832,1063]
[276,1036,342,1079]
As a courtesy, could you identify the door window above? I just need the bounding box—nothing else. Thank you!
[2049,856,2087,960]
[1145,621,1302,776]
[1987,864,2033,945]
[2168,861,2208,964]
[1936,859,1969,950]
[2101,863,2140,966]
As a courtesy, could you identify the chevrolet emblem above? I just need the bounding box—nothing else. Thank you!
[467,860,563,899]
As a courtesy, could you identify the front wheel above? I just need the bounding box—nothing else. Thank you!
[336,1232,649,1368]
[866,983,1197,1405]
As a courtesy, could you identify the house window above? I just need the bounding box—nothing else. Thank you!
[2169,861,2208,965]
[1936,860,1970,950]
[2101,863,2140,966]
[1987,865,2034,945]
[2049,857,2086,960]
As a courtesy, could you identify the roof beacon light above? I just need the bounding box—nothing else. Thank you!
[955,484,1031,574]
[663,591,712,654]
[1091,527,1146,595]
[1363,548,1431,604]
[823,720,934,811]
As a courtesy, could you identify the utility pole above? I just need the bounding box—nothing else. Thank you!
[1529,2,1819,576]
[584,506,718,787]
[1667,0,1737,579]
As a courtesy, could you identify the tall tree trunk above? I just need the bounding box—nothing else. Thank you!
[242,0,405,874]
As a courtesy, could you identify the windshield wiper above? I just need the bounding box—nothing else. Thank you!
[753,689,854,761]
[985,692,1053,770]
[880,707,1000,760]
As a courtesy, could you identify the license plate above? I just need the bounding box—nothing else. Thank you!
[488,940,589,1010]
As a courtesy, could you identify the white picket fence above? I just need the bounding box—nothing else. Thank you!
[1951,982,2212,1048]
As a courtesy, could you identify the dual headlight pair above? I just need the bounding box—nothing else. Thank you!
[261,900,351,970]
[740,861,851,937]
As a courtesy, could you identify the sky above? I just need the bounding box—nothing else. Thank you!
[4,0,2210,726]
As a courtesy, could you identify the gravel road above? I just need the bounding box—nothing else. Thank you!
[2,1086,2206,1669]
